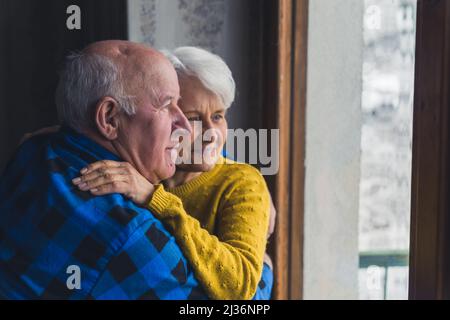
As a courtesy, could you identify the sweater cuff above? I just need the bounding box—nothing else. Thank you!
[148,184,179,216]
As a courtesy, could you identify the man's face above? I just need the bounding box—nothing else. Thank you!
[115,59,191,183]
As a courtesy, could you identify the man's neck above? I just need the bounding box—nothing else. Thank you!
[164,170,202,188]
[80,127,163,185]
[81,128,118,157]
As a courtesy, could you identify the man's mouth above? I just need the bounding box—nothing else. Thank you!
[166,143,181,163]
[166,142,180,151]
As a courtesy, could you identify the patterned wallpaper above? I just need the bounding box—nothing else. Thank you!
[177,0,226,51]
[129,0,226,52]
[137,0,156,45]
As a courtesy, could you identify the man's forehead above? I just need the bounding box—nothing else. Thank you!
[150,76,180,101]
[86,40,174,76]
[83,40,170,74]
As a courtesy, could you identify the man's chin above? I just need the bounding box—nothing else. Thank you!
[163,160,177,179]
[176,163,213,173]
[149,161,177,183]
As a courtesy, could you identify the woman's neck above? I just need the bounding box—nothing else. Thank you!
[163,170,203,189]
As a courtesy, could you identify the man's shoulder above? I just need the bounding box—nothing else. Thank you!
[0,131,161,299]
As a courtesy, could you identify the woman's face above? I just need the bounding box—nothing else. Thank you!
[176,74,228,173]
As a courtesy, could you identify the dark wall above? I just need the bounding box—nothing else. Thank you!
[0,0,127,172]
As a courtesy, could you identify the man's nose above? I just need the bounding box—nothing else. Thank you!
[172,105,192,134]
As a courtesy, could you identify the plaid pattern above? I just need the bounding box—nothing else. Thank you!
[253,263,273,300]
[0,126,272,300]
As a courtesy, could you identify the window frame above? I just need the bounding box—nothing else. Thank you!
[267,0,450,300]
[262,0,308,300]
[409,0,450,300]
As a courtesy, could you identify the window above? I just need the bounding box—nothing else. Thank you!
[358,0,417,300]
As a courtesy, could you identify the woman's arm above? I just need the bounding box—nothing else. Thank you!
[73,161,270,300]
[148,174,270,300]
[19,125,60,145]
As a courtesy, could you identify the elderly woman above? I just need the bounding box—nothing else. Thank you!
[67,47,274,300]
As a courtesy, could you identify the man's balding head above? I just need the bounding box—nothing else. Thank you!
[82,40,175,105]
[82,40,166,77]
[55,40,191,182]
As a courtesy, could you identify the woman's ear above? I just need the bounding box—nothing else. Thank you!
[94,97,121,140]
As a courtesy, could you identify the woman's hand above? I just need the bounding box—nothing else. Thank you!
[72,160,155,206]
[263,252,273,270]
[19,125,61,145]
[267,194,277,239]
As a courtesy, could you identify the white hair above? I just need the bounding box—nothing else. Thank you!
[55,52,136,131]
[161,47,236,109]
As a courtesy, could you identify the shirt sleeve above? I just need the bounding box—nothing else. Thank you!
[148,167,270,300]
[89,218,207,300]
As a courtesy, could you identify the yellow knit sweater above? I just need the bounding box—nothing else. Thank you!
[148,156,270,300]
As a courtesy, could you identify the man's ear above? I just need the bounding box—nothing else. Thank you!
[94,97,121,140]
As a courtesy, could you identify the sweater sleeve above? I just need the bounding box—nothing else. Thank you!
[148,166,270,300]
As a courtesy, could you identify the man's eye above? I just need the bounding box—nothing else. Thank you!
[212,114,223,121]
[160,99,173,110]
[188,116,201,122]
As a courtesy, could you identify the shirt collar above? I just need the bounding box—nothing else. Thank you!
[59,125,122,162]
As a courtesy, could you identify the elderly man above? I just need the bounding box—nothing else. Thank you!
[0,40,256,300]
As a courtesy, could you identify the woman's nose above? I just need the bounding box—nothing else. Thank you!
[204,126,220,145]
[202,118,214,132]
[207,131,217,144]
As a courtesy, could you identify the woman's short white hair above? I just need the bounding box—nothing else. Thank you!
[161,47,235,109]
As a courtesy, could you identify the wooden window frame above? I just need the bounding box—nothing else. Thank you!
[262,0,308,300]
[265,0,450,300]
[409,0,450,300]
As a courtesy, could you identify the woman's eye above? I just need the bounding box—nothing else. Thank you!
[212,114,223,121]
[188,116,201,122]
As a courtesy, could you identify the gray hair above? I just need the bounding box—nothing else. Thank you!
[55,52,136,131]
[161,47,235,109]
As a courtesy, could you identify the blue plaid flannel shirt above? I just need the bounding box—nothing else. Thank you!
[0,126,272,300]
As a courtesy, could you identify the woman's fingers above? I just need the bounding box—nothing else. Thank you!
[80,160,125,174]
[19,133,33,145]
[73,168,128,191]
[19,125,61,145]
[267,194,277,239]
[73,167,127,185]
[263,253,273,270]
[80,174,128,193]
[71,160,154,205]
[89,181,129,197]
